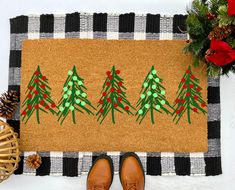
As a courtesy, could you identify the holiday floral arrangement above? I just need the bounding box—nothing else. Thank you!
[185,0,235,76]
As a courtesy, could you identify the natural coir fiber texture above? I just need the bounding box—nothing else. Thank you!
[20,39,208,152]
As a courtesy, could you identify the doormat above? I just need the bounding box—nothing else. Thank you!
[20,39,208,152]
[8,13,221,176]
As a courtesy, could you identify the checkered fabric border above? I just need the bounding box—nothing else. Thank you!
[8,13,222,176]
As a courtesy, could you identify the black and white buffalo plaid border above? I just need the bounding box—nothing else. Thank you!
[8,13,222,176]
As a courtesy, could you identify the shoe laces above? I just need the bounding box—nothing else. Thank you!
[126,182,138,190]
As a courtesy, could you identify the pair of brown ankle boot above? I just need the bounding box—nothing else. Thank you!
[87,152,145,190]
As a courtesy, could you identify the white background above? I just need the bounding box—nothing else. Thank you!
[0,0,235,190]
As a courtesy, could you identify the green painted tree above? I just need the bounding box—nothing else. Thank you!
[136,66,173,124]
[173,66,207,124]
[57,66,95,124]
[21,66,57,124]
[96,66,134,124]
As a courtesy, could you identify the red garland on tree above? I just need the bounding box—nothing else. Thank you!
[173,66,207,124]
[21,66,57,124]
[96,66,134,124]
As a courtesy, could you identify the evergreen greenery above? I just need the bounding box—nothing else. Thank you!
[185,0,235,76]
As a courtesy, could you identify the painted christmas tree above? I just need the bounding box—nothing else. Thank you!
[173,66,207,124]
[136,66,173,124]
[21,66,57,124]
[96,66,134,124]
[57,66,95,124]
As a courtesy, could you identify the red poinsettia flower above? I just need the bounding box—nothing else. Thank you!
[228,0,235,16]
[207,39,235,66]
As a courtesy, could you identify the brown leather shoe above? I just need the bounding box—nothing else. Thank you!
[120,152,145,190]
[87,155,114,190]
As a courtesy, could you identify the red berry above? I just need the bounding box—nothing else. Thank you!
[189,84,194,88]
[34,79,39,83]
[100,108,104,113]
[27,105,32,109]
[34,71,40,76]
[114,103,118,107]
[175,99,180,103]
[102,92,107,96]
[183,84,187,89]
[106,71,111,76]
[34,90,38,95]
[40,100,45,105]
[99,99,104,104]
[116,70,120,74]
[180,106,185,111]
[21,110,27,115]
[124,106,129,110]
[196,87,201,92]
[43,94,48,98]
[193,108,198,112]
[181,78,186,83]
[51,103,56,108]
[186,69,190,74]
[201,103,206,107]
[186,92,190,96]
[176,110,181,115]
[110,88,115,92]
[117,89,121,94]
[28,86,33,91]
[118,81,122,86]
[106,81,111,86]
[181,99,185,103]
[118,97,122,102]
[108,75,112,80]
[27,94,32,98]
[190,75,195,79]
[41,76,46,81]
[194,95,198,100]
[107,98,111,102]
[45,105,50,109]
[40,84,45,89]
[35,104,39,109]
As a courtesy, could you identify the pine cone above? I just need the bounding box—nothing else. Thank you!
[26,154,42,169]
[0,90,19,119]
[208,25,232,40]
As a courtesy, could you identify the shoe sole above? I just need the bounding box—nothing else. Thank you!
[87,154,114,188]
[119,152,145,187]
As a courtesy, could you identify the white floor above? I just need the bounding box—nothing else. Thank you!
[0,0,235,190]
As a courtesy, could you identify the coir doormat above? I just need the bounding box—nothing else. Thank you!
[20,39,208,152]
[8,13,221,176]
